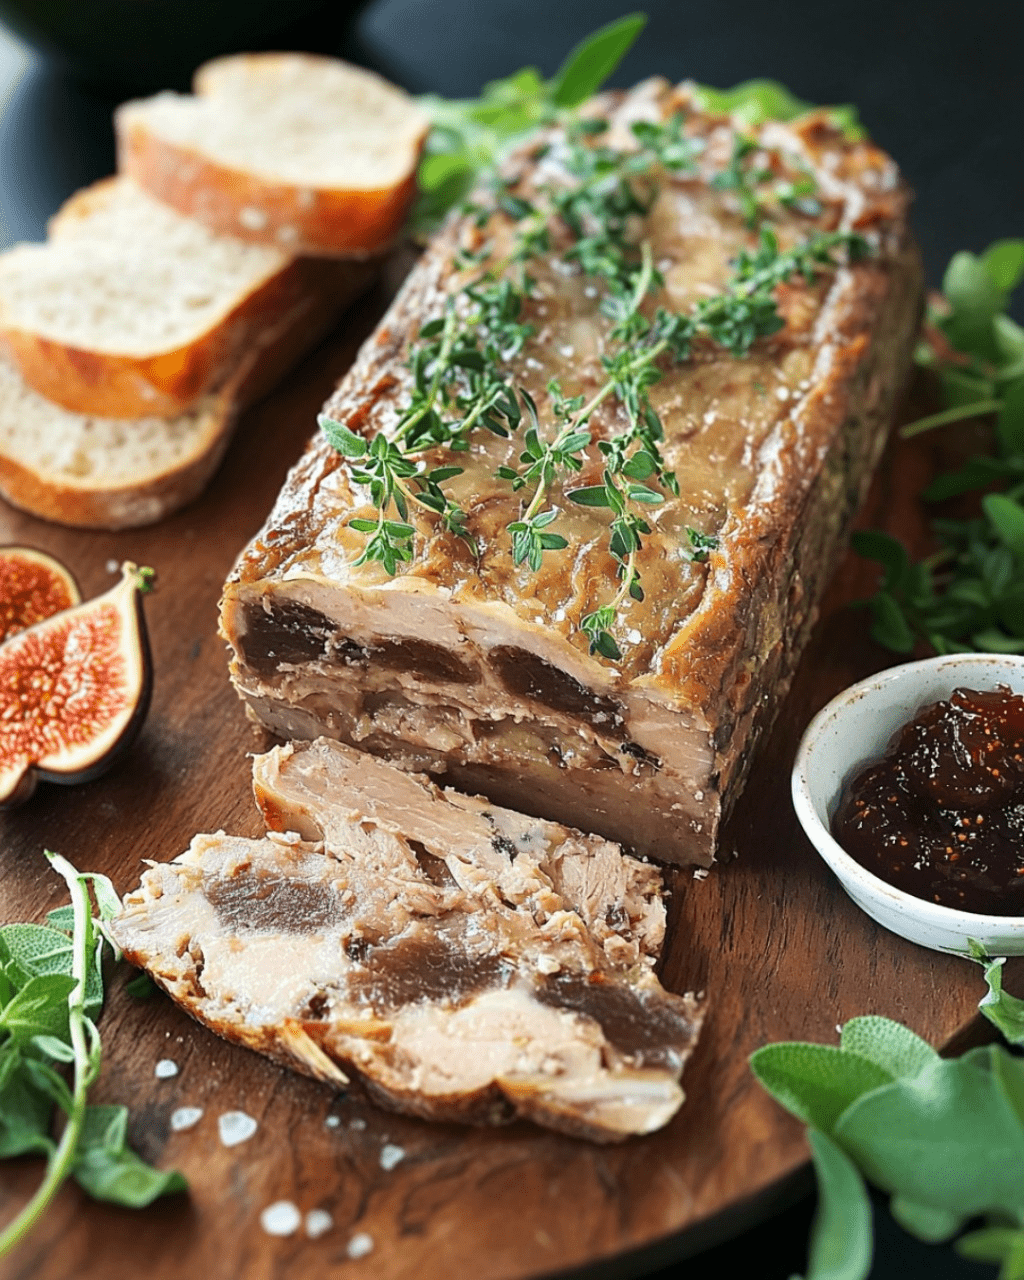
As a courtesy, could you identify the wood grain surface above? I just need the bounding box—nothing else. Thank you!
[0,267,1016,1280]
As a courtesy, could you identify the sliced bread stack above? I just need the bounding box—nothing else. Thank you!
[0,55,426,530]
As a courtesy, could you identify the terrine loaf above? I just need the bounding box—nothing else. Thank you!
[221,80,923,866]
[112,739,703,1142]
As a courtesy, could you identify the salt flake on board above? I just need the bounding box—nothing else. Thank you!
[170,1106,203,1132]
[260,1201,301,1237]
[305,1209,333,1239]
[379,1143,405,1171]
[218,1110,258,1147]
[347,1233,374,1259]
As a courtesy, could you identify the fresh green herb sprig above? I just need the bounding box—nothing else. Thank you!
[412,13,647,236]
[689,77,865,141]
[752,956,1024,1280]
[711,133,822,229]
[0,854,184,1257]
[854,239,1024,654]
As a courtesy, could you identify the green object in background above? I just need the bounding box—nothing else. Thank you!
[752,966,1024,1280]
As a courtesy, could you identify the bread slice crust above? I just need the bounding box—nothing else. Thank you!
[116,53,427,258]
[0,252,372,529]
[0,178,367,420]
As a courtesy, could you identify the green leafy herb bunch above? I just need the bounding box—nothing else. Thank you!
[855,239,1024,655]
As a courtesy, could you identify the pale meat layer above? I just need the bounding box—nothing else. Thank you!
[112,739,702,1141]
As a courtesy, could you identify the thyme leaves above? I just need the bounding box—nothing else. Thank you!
[325,102,866,661]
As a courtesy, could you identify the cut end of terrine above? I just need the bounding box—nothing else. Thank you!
[111,738,703,1142]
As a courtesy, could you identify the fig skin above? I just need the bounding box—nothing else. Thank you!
[0,545,81,642]
[0,562,154,808]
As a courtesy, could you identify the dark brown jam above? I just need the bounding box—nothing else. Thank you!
[832,687,1024,916]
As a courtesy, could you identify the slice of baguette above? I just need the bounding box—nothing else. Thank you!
[116,53,427,258]
[0,244,372,530]
[0,177,364,420]
[0,350,237,529]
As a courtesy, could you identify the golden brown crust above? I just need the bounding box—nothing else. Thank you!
[118,120,420,259]
[1,181,371,420]
[0,259,374,530]
[0,390,236,531]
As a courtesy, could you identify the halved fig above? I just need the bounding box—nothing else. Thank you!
[0,562,153,807]
[0,546,81,642]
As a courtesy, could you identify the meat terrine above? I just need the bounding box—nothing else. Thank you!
[111,739,703,1142]
[220,80,922,866]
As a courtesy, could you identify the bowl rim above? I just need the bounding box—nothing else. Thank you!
[791,651,1024,935]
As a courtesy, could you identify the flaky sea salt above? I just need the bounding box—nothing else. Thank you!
[218,1110,258,1147]
[379,1143,405,1171]
[170,1106,203,1132]
[324,1115,341,1129]
[154,1059,179,1079]
[347,1233,374,1259]
[260,1201,301,1236]
[305,1209,333,1239]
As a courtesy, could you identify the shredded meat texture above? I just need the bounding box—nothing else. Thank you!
[220,79,923,867]
[111,740,703,1142]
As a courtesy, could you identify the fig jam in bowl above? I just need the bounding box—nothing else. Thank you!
[791,653,1024,956]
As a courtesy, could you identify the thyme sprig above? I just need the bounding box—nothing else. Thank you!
[324,103,867,660]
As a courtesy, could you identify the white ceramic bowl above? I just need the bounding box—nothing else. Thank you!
[792,652,1024,955]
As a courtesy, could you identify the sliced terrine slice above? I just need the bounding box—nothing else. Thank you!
[111,739,702,1142]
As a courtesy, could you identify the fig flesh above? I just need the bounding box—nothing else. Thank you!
[0,546,80,642]
[0,562,153,807]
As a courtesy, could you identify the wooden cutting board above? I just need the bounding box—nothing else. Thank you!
[0,269,1013,1280]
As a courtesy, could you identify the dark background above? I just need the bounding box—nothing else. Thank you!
[0,0,1018,1275]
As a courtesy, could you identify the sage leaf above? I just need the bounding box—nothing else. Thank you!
[0,974,75,1044]
[124,972,157,1000]
[984,493,1024,555]
[889,1196,965,1243]
[838,1017,938,1080]
[78,1104,128,1152]
[797,1129,872,1280]
[550,14,646,109]
[44,905,75,931]
[31,1035,76,1064]
[750,1043,892,1136]
[21,1058,73,1114]
[974,952,1024,1046]
[0,923,103,1017]
[0,1066,53,1159]
[983,239,1024,293]
[958,1226,1024,1279]
[849,531,909,590]
[73,1144,187,1209]
[835,1046,1024,1222]
[85,874,121,925]
[867,591,915,653]
[691,78,812,127]
[72,1105,184,1210]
